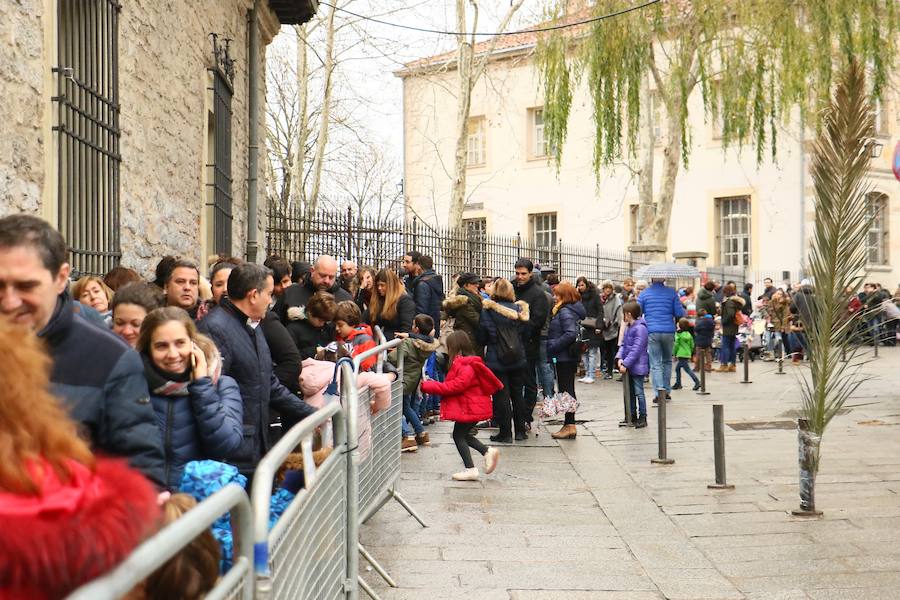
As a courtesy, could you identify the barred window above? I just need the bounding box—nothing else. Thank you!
[53,0,121,276]
[206,62,234,256]
[866,192,889,266]
[716,196,751,267]
[529,212,558,268]
[463,217,487,275]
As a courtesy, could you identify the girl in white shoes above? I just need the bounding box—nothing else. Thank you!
[420,331,503,481]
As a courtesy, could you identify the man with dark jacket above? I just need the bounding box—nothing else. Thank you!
[513,258,550,424]
[279,255,351,323]
[411,255,444,337]
[200,263,316,478]
[402,250,423,294]
[442,272,482,349]
[696,281,718,317]
[0,215,165,488]
[740,283,754,316]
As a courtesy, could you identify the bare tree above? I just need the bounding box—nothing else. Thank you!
[449,0,524,231]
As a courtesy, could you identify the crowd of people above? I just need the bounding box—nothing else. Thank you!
[2,212,898,597]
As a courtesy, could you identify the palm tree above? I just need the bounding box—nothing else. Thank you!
[795,60,874,516]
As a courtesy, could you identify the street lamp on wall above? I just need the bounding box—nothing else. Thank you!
[869,139,884,159]
[396,179,404,195]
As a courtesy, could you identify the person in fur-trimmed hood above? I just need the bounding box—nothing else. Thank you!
[442,272,483,351]
[477,278,530,443]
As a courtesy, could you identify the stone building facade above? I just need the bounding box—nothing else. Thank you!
[0,0,316,276]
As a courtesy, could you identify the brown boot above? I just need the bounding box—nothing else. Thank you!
[728,364,737,372]
[551,425,577,440]
[715,365,729,372]
[415,432,431,446]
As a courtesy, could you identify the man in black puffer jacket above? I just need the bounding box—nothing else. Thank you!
[412,255,444,337]
[279,255,351,324]
[513,258,550,425]
[200,264,317,479]
[0,215,165,488]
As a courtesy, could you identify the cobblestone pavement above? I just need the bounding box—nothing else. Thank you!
[360,347,900,599]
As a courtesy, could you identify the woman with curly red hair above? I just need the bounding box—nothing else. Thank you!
[0,319,160,599]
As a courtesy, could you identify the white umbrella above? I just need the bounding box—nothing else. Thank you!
[634,262,701,279]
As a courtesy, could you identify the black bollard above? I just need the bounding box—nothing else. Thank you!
[740,344,752,384]
[873,323,879,359]
[707,404,735,489]
[697,350,710,395]
[619,371,634,427]
[651,389,674,465]
[776,338,786,375]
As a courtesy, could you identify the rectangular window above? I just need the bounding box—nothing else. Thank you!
[54,0,121,277]
[530,108,548,158]
[716,196,751,267]
[466,117,486,167]
[206,67,234,255]
[867,192,889,265]
[529,212,558,267]
[874,98,889,137]
[463,217,487,275]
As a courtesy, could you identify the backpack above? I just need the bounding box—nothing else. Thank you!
[488,308,525,365]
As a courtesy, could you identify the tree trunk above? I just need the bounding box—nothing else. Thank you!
[646,95,684,250]
[290,23,311,212]
[449,0,474,233]
[635,72,655,244]
[307,2,336,216]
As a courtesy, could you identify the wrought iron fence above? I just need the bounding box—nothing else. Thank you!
[266,204,658,285]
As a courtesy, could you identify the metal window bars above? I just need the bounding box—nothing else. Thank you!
[53,0,122,277]
[207,51,235,256]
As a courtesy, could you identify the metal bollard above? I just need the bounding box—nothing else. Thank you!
[697,350,710,395]
[619,371,634,427]
[708,404,735,489]
[873,323,879,359]
[651,389,674,465]
[740,344,752,384]
[776,338,786,375]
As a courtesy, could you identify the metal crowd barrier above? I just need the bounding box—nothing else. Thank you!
[349,332,427,598]
[252,401,351,600]
[66,484,254,600]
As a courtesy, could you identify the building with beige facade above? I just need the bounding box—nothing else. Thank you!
[397,20,900,287]
[0,0,316,277]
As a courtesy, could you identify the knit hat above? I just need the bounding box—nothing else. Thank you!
[457,272,479,286]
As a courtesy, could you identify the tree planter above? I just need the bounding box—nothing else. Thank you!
[792,418,823,517]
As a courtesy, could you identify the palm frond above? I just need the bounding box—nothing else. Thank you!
[800,59,874,437]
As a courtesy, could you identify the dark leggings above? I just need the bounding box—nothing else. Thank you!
[453,421,488,468]
[599,339,618,377]
[556,360,578,425]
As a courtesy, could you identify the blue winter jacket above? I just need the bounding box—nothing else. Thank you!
[477,299,529,372]
[148,374,244,490]
[694,315,715,348]
[546,301,587,363]
[39,292,166,487]
[616,317,650,376]
[638,282,684,334]
[199,298,316,477]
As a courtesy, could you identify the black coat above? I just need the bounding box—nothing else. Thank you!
[286,318,335,360]
[279,278,352,323]
[514,277,550,358]
[412,270,444,337]
[39,293,165,488]
[260,310,302,393]
[372,293,416,341]
[547,302,587,363]
[477,299,530,372]
[199,298,316,475]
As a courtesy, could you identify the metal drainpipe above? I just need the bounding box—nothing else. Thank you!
[246,2,260,263]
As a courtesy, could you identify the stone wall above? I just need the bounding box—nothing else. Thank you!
[0,0,274,277]
[0,0,45,216]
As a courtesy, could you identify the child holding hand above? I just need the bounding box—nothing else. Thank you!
[420,331,503,481]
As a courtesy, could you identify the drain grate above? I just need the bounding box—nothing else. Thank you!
[727,420,797,431]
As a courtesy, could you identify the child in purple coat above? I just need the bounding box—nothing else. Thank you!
[616,301,650,428]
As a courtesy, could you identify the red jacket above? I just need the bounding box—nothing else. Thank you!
[0,457,159,600]
[339,324,377,371]
[421,355,502,423]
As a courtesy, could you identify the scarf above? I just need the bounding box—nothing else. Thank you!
[552,301,563,316]
[142,353,191,396]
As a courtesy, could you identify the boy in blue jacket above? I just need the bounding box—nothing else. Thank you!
[616,302,650,429]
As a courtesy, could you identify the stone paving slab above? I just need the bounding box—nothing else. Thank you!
[361,347,900,598]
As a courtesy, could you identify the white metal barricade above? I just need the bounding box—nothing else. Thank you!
[349,334,427,599]
[252,401,351,600]
[66,484,254,600]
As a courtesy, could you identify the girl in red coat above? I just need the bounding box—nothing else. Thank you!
[421,331,503,481]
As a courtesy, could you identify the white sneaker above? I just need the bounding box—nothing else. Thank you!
[484,448,500,475]
[452,467,480,481]
[581,378,595,384]
[577,377,589,383]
